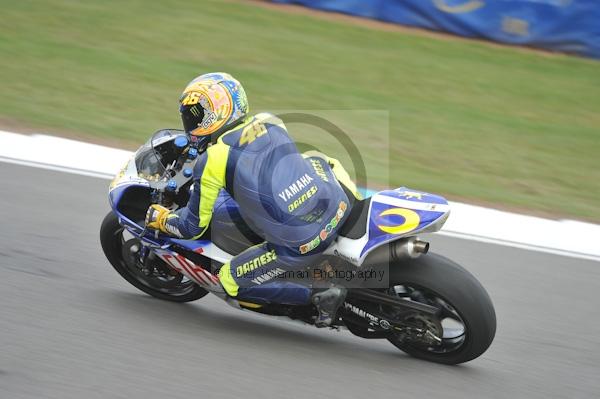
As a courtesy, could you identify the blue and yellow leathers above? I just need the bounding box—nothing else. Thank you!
[165,113,359,305]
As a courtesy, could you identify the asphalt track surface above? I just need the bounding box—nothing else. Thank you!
[1,162,599,399]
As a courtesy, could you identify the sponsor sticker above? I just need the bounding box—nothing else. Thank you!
[288,185,318,212]
[310,158,329,182]
[299,201,347,254]
[236,250,277,277]
[278,174,315,202]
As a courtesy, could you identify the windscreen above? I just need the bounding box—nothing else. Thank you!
[134,129,185,177]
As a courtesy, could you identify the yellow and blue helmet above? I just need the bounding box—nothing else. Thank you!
[179,72,249,137]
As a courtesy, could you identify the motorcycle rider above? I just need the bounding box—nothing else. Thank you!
[145,72,361,326]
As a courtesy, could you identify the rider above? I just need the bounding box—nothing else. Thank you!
[145,72,361,326]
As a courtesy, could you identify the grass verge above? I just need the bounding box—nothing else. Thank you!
[1,0,599,220]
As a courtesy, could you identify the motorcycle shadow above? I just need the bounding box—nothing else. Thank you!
[101,289,485,372]
[106,290,365,347]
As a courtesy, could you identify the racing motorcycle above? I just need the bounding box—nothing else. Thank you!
[100,129,496,365]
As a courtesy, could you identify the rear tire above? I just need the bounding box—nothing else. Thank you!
[386,253,496,364]
[100,211,208,302]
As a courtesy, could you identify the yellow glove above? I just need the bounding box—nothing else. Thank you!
[145,204,172,233]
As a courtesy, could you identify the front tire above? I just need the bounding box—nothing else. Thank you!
[386,253,496,364]
[100,211,208,302]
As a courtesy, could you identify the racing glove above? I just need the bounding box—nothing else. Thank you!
[145,204,173,234]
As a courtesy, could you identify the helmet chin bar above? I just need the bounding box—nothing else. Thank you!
[189,125,206,136]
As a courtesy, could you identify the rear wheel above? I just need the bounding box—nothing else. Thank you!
[385,253,496,364]
[100,211,208,302]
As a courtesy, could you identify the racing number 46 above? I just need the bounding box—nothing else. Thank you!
[239,122,267,146]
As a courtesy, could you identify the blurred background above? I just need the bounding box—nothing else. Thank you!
[1,0,598,221]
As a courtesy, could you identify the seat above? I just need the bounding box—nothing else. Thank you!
[338,197,371,239]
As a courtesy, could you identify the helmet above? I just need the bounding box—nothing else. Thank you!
[179,72,249,137]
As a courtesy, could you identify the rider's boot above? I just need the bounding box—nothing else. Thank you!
[311,286,347,327]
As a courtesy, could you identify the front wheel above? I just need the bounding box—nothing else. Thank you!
[100,211,208,302]
[385,253,496,364]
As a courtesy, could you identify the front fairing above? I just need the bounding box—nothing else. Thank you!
[108,129,195,233]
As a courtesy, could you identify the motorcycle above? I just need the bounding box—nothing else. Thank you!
[100,128,496,364]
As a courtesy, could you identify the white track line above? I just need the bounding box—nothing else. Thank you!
[438,231,600,263]
[3,155,599,263]
[1,131,599,262]
[0,155,114,180]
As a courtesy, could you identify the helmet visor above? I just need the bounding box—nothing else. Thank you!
[180,104,205,135]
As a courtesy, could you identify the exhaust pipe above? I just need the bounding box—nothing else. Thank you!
[363,237,429,266]
[390,237,429,258]
[413,240,429,254]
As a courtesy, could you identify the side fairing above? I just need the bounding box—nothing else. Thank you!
[328,187,451,266]
[362,188,450,256]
